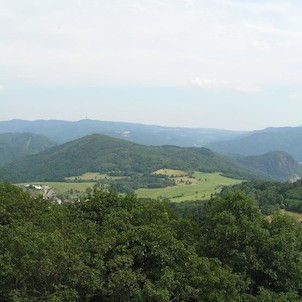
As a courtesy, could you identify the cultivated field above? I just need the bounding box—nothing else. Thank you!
[153,169,188,177]
[19,170,242,202]
[136,171,242,202]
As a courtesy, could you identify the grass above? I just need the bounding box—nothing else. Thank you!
[18,170,243,202]
[136,171,242,203]
[153,169,188,177]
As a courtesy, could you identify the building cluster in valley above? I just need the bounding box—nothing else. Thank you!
[23,184,62,204]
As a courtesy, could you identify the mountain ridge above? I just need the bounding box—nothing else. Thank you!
[206,126,302,161]
[0,119,246,146]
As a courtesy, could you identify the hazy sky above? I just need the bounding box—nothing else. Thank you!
[1,0,302,130]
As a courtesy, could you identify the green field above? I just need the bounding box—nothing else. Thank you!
[153,169,188,177]
[18,171,243,202]
[136,172,242,202]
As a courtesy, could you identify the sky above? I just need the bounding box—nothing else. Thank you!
[1,0,302,130]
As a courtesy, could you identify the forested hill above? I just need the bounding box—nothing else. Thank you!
[206,126,302,161]
[0,134,254,182]
[233,151,302,182]
[0,133,57,166]
[0,119,245,146]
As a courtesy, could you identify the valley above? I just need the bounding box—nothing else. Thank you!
[2,120,302,301]
[18,170,243,203]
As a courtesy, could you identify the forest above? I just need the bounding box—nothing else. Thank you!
[1,181,302,301]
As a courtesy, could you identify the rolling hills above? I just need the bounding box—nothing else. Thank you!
[0,134,301,183]
[0,134,256,182]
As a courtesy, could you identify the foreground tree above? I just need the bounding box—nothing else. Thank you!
[1,184,302,301]
[198,191,302,299]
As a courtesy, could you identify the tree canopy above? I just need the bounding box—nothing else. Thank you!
[1,182,302,301]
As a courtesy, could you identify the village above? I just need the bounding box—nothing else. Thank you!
[23,184,63,204]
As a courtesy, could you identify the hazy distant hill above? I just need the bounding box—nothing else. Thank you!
[0,134,255,182]
[235,151,302,182]
[0,119,245,146]
[206,126,302,161]
[0,133,57,166]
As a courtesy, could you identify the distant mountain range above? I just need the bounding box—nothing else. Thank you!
[206,127,302,161]
[0,133,57,165]
[1,134,301,183]
[0,119,245,146]
[1,120,302,183]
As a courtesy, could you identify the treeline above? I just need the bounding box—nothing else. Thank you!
[93,173,176,192]
[219,179,302,214]
[1,182,302,301]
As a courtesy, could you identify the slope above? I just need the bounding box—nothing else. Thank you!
[0,133,57,166]
[236,151,302,182]
[206,126,302,161]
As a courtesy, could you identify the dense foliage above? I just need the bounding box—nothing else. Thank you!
[1,182,302,301]
[220,179,302,214]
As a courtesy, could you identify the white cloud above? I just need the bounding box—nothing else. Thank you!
[0,0,302,88]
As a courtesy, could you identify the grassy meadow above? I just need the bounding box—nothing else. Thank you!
[18,170,243,202]
[136,171,242,203]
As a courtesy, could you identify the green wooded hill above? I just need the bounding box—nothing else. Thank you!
[0,134,255,182]
[230,151,302,182]
[0,133,57,166]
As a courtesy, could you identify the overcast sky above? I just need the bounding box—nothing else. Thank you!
[1,0,302,130]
